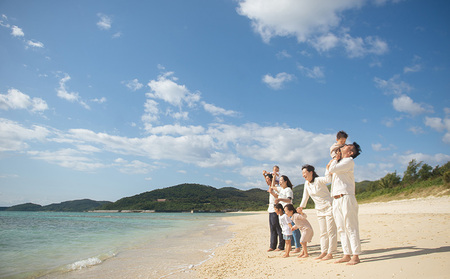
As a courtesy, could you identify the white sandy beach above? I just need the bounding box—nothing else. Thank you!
[195,196,450,279]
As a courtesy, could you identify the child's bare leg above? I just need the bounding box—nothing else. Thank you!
[283,239,291,258]
[334,254,351,263]
[347,255,360,265]
[321,253,333,261]
[300,242,309,258]
[314,252,327,260]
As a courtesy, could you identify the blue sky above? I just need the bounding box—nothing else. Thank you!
[0,0,449,206]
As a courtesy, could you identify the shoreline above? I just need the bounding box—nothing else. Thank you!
[195,196,450,278]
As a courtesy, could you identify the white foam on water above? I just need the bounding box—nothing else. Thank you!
[68,257,102,270]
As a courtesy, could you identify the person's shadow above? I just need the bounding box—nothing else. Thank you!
[361,245,450,262]
[309,239,450,262]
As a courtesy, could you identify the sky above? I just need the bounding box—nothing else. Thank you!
[0,0,449,206]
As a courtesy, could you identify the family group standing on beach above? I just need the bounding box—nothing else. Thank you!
[263,131,362,265]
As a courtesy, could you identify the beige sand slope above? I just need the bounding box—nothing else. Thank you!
[196,196,450,279]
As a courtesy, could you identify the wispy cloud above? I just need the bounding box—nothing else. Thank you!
[97,13,112,30]
[298,64,324,80]
[122,79,143,91]
[56,74,90,109]
[262,72,294,90]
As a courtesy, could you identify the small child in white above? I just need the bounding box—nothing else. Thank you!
[285,204,314,258]
[275,203,292,258]
[330,130,348,159]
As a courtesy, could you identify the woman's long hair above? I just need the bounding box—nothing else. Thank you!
[281,175,293,189]
[302,164,319,183]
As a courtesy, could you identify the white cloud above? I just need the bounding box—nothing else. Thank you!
[28,149,106,172]
[97,13,112,30]
[56,74,90,109]
[374,75,413,95]
[310,33,339,52]
[147,72,200,107]
[0,118,49,152]
[202,102,238,117]
[392,94,432,116]
[425,116,450,144]
[141,99,159,130]
[262,72,294,90]
[404,64,421,73]
[115,159,155,174]
[11,25,24,37]
[237,0,389,58]
[26,40,44,48]
[91,97,107,104]
[408,126,424,134]
[123,79,143,91]
[237,0,363,43]
[298,64,325,80]
[0,88,48,112]
[342,34,388,58]
[276,50,291,59]
[112,32,122,38]
[394,152,450,167]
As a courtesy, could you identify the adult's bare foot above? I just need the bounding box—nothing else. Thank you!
[282,254,290,258]
[293,248,301,253]
[267,248,274,252]
[301,254,309,258]
[297,252,305,258]
[314,252,327,260]
[321,254,333,261]
[346,255,360,265]
[334,255,351,264]
[274,248,282,251]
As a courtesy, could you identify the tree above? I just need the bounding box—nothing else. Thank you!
[418,163,433,181]
[379,172,401,189]
[402,159,422,184]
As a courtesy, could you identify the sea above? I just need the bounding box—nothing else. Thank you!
[0,211,235,279]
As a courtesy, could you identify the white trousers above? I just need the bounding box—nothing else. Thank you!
[317,213,337,254]
[332,195,361,255]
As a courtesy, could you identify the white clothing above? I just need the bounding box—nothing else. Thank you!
[267,187,280,213]
[317,214,337,254]
[278,187,293,208]
[299,171,337,254]
[299,171,333,216]
[278,214,293,236]
[329,158,355,196]
[333,195,361,255]
[329,157,361,255]
[330,143,344,158]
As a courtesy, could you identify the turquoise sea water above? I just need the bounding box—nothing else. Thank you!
[0,211,232,278]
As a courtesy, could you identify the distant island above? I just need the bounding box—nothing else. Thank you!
[2,159,449,212]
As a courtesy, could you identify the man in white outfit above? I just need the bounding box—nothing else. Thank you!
[327,142,362,265]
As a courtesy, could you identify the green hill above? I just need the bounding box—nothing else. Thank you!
[100,183,269,212]
[5,199,112,212]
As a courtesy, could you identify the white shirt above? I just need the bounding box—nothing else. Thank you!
[329,157,355,196]
[278,187,293,208]
[267,187,280,213]
[299,170,333,214]
[279,214,293,236]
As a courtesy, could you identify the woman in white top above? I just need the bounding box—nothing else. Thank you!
[270,175,301,253]
[298,164,337,260]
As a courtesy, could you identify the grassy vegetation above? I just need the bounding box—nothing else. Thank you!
[356,160,450,203]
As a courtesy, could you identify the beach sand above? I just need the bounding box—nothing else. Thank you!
[195,196,450,279]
